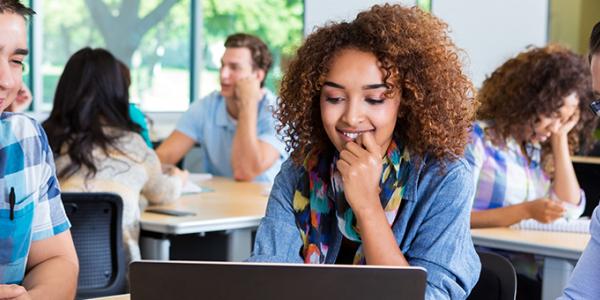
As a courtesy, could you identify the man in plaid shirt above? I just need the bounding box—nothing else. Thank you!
[0,1,78,299]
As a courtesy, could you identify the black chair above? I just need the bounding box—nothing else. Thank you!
[468,251,517,300]
[62,192,128,299]
[572,159,600,217]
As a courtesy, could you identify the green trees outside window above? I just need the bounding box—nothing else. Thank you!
[40,0,303,112]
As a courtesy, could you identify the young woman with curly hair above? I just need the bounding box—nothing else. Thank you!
[248,4,480,298]
[466,45,595,229]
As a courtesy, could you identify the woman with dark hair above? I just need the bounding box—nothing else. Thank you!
[465,45,595,299]
[247,4,480,299]
[43,47,187,262]
[467,45,594,228]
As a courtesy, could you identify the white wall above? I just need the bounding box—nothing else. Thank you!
[304,0,417,35]
[304,0,550,88]
[432,0,549,87]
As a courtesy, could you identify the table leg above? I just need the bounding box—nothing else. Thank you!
[542,257,575,300]
[226,228,253,261]
[140,236,171,260]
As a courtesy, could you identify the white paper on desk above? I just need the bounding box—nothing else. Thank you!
[181,173,214,194]
[511,218,591,233]
[188,173,213,182]
[182,181,205,194]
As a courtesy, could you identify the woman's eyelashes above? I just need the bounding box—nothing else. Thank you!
[325,96,343,103]
[365,98,385,104]
[324,96,385,104]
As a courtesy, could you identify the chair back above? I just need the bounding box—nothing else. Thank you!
[62,192,127,299]
[572,158,600,217]
[468,251,517,300]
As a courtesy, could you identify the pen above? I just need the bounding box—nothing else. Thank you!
[9,187,15,221]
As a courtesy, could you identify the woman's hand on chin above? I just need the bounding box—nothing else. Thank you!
[336,131,382,214]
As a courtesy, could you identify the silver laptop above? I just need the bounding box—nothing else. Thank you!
[129,260,427,300]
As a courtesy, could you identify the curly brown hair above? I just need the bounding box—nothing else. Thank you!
[277,4,475,164]
[477,45,596,159]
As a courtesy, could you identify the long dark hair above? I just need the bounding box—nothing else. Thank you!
[43,47,141,180]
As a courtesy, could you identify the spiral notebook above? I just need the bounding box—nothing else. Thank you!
[511,218,591,234]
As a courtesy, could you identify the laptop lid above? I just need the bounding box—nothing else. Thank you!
[129,260,427,300]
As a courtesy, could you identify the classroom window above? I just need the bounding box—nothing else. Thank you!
[199,0,304,98]
[416,0,431,12]
[33,0,304,113]
[40,0,191,112]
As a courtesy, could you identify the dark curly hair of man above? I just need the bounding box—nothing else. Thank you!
[477,44,596,162]
[277,4,475,164]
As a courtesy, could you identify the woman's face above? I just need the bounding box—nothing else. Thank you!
[529,92,579,143]
[319,49,401,156]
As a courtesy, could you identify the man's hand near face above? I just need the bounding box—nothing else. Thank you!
[234,76,263,113]
[230,76,279,181]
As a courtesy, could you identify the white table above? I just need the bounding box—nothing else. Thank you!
[140,177,269,261]
[471,228,590,300]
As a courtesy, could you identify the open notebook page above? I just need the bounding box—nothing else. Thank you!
[511,218,591,234]
[182,173,214,194]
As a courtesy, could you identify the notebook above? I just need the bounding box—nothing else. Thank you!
[129,261,427,300]
[511,218,591,233]
[188,173,213,182]
[181,173,214,194]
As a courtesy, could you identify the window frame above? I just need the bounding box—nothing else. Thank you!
[26,0,305,137]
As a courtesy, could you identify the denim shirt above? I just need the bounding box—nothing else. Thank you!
[249,155,481,299]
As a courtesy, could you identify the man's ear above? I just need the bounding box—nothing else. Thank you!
[255,69,266,84]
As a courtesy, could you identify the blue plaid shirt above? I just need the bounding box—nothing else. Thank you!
[0,113,70,284]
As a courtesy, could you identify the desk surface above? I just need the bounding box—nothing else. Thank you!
[571,155,600,164]
[471,228,590,260]
[141,177,270,235]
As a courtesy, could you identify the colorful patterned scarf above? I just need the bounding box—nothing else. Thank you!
[293,140,410,264]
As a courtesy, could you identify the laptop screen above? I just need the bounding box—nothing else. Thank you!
[129,260,427,300]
